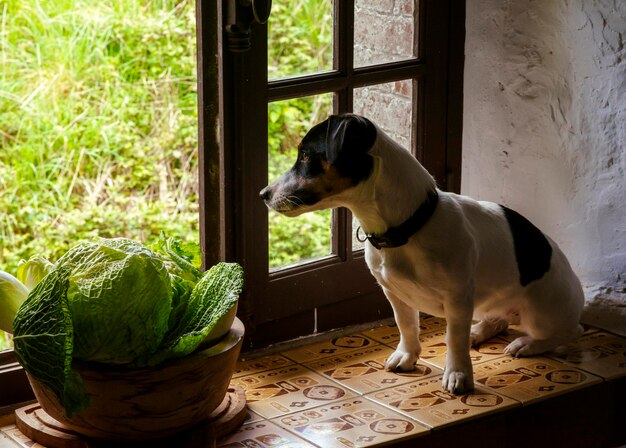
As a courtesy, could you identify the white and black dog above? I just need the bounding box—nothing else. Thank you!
[260,113,584,395]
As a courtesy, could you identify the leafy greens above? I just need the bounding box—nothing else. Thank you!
[11,237,244,417]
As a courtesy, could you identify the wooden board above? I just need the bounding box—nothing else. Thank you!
[15,386,247,448]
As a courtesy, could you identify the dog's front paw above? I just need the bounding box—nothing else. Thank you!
[385,347,419,372]
[442,368,474,395]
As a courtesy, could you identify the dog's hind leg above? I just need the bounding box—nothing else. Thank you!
[504,325,583,357]
[504,272,584,357]
[383,291,421,372]
[470,318,509,346]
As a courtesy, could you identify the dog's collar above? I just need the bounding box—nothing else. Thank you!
[358,189,439,250]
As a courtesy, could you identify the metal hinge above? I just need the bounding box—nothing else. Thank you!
[225,0,272,52]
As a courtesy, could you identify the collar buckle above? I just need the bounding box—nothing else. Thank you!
[364,189,439,251]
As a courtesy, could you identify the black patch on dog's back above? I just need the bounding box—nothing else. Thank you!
[500,205,552,287]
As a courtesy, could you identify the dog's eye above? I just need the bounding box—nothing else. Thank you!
[300,153,310,163]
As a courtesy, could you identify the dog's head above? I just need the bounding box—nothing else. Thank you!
[260,114,377,216]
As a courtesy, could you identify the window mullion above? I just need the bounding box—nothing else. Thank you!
[332,0,355,261]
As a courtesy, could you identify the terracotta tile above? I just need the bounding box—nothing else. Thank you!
[363,317,447,348]
[272,397,429,447]
[0,425,41,448]
[418,330,510,370]
[233,354,294,378]
[230,364,355,419]
[377,327,445,352]
[305,344,442,394]
[471,338,512,363]
[362,323,400,346]
[473,356,602,404]
[367,375,519,429]
[217,419,318,447]
[241,408,265,425]
[282,335,378,364]
[419,316,447,334]
[546,331,626,380]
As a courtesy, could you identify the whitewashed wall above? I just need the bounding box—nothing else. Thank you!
[462,0,626,333]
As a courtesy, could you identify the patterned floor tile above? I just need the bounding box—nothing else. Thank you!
[233,354,294,378]
[230,364,356,419]
[305,344,442,394]
[419,316,447,334]
[416,330,509,371]
[282,335,378,364]
[0,432,20,448]
[0,425,44,448]
[272,397,429,447]
[473,356,603,404]
[361,324,400,346]
[240,408,265,425]
[217,419,318,447]
[546,331,626,380]
[362,316,447,347]
[367,375,519,429]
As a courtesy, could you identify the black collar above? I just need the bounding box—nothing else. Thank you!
[363,190,439,250]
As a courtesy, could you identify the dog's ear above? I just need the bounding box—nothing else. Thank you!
[326,114,377,165]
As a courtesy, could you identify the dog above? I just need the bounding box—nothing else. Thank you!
[260,113,584,394]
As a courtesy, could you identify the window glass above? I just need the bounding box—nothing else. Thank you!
[0,333,11,352]
[354,0,418,67]
[268,0,334,80]
[268,93,334,270]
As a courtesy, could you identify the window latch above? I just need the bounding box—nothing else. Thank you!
[226,0,272,52]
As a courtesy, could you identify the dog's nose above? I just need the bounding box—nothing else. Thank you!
[259,186,271,201]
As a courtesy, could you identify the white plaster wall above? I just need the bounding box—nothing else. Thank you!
[462,0,626,333]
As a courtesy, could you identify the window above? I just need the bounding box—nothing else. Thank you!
[0,0,464,407]
[203,0,464,349]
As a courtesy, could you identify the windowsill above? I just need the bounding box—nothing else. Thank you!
[2,318,625,447]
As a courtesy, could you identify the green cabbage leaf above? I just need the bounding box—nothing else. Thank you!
[17,256,54,290]
[11,237,243,417]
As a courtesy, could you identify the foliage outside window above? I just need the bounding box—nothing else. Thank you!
[0,0,333,350]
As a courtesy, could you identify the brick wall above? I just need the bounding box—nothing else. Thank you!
[353,0,417,149]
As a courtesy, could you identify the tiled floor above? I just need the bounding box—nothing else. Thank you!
[1,317,625,447]
[218,318,626,447]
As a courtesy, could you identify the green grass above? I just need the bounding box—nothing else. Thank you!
[0,0,333,350]
[0,0,199,277]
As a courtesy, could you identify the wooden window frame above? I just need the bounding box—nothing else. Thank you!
[203,0,465,350]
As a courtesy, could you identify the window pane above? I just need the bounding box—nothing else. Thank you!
[268,0,333,80]
[354,0,418,67]
[268,94,333,270]
[352,80,413,250]
[0,332,11,352]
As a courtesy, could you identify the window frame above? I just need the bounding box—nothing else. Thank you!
[208,0,465,350]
